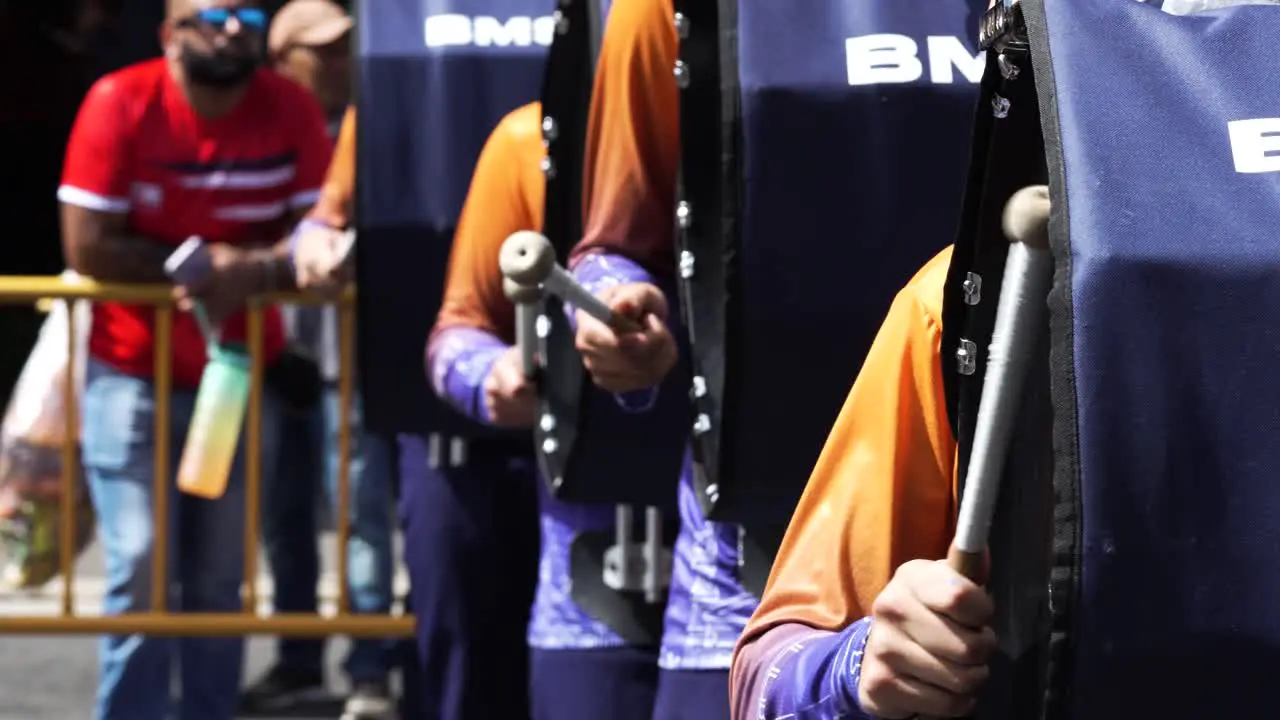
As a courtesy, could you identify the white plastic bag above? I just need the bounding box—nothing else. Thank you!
[0,272,94,589]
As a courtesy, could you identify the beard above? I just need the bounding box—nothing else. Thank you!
[179,43,262,88]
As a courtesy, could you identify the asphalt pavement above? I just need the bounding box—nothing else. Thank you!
[0,532,411,720]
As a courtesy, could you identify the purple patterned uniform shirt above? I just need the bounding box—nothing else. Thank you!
[571,251,759,670]
[427,327,627,650]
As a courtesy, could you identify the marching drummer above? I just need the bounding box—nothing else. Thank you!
[731,2,1022,716]
[567,0,759,716]
[570,0,991,717]
[426,101,667,719]
[726,245,995,719]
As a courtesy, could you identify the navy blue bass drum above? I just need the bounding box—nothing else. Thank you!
[674,0,985,592]
[947,1,1280,718]
[354,0,548,435]
[1032,0,1280,717]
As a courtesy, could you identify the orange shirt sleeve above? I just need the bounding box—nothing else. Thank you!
[731,246,959,703]
[432,102,547,342]
[572,0,679,273]
[307,105,357,228]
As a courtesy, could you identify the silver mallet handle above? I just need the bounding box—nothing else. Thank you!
[500,231,643,334]
[515,305,537,379]
[503,278,542,380]
[949,185,1054,579]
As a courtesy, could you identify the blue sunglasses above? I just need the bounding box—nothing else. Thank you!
[184,7,268,31]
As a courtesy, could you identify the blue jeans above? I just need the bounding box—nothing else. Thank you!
[263,387,395,682]
[80,358,282,720]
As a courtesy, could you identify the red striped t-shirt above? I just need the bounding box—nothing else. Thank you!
[59,58,333,387]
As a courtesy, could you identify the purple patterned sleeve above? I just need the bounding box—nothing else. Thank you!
[570,250,657,297]
[734,619,874,719]
[567,251,661,413]
[426,326,508,424]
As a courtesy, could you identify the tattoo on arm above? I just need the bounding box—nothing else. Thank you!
[75,233,175,284]
[60,203,172,284]
[60,204,312,290]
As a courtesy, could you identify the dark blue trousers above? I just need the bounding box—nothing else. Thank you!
[397,433,540,719]
[652,669,732,720]
[530,646,660,720]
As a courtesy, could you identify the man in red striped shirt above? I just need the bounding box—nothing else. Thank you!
[58,1,332,718]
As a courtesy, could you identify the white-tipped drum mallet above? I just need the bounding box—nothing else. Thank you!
[947,184,1054,581]
[503,277,542,380]
[500,231,644,334]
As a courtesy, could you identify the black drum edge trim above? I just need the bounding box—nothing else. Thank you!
[536,0,595,494]
[674,0,731,515]
[1024,1,1082,717]
[947,48,1037,522]
[941,51,1004,445]
[713,0,745,516]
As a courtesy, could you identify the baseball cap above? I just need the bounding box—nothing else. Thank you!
[268,0,353,56]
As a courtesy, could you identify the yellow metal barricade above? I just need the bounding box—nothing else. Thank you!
[0,276,414,637]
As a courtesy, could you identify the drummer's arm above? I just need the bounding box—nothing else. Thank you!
[729,258,957,719]
[565,0,680,412]
[303,106,357,231]
[428,112,535,424]
[566,251,665,413]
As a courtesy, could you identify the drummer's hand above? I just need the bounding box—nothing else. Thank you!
[574,282,677,393]
[483,346,537,428]
[294,224,352,296]
[857,559,997,718]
